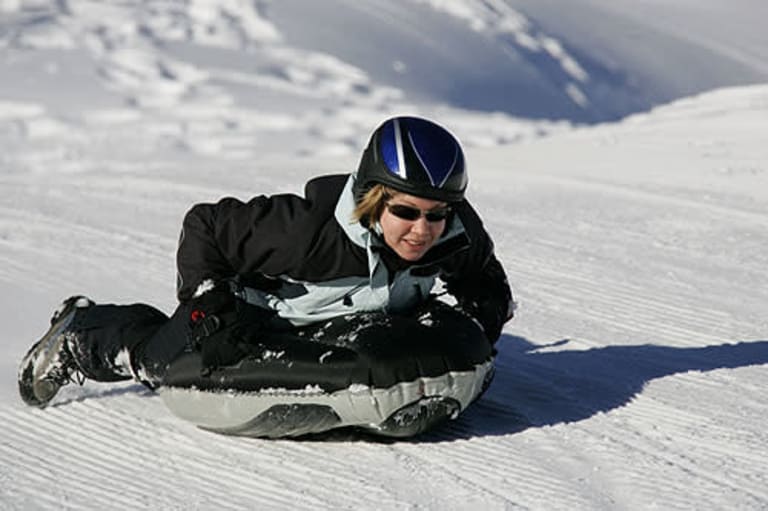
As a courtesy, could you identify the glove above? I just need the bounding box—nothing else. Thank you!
[458,296,512,343]
[187,282,275,375]
[446,256,515,344]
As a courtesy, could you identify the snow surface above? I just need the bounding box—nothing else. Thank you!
[1,1,767,509]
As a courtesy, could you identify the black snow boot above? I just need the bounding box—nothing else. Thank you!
[18,296,94,408]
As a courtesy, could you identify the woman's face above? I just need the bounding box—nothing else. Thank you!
[379,192,449,262]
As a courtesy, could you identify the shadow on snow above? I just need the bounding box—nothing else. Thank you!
[430,336,768,441]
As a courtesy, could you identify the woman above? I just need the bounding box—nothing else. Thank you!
[19,116,515,410]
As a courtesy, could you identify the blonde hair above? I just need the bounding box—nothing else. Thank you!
[352,184,397,226]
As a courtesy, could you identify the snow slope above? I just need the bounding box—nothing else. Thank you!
[1,1,768,509]
[504,0,768,109]
[3,0,768,129]
[2,82,766,510]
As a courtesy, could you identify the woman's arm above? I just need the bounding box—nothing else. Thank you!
[175,193,312,302]
[442,202,515,343]
[446,253,515,343]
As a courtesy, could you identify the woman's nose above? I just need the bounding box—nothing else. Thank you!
[410,216,430,234]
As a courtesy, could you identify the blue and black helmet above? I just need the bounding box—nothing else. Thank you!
[354,116,467,203]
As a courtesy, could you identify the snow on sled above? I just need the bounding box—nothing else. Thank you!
[160,304,494,438]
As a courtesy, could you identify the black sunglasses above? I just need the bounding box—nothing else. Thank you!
[386,203,451,222]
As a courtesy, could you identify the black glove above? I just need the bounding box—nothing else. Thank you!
[458,296,511,343]
[446,257,515,344]
[187,283,275,375]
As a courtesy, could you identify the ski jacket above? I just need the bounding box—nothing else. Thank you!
[176,174,514,342]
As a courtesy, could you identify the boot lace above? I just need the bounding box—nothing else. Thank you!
[46,364,86,387]
[43,338,86,387]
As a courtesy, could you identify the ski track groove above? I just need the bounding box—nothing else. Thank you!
[390,439,593,510]
[204,447,378,509]
[5,408,185,494]
[2,483,62,511]
[529,265,733,323]
[69,409,333,510]
[69,398,399,509]
[487,175,765,346]
[257,442,418,508]
[0,248,169,301]
[0,425,152,509]
[266,442,389,490]
[515,263,734,330]
[619,394,768,501]
[512,263,750,345]
[388,442,517,507]
[510,172,768,225]
[0,255,77,291]
[478,320,766,509]
[0,253,71,292]
[189,433,415,508]
[526,423,700,511]
[2,464,125,511]
[583,419,768,508]
[2,399,324,510]
[583,406,766,508]
[0,206,172,295]
[0,205,174,262]
[4,410,310,511]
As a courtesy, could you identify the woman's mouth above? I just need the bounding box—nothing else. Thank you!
[403,239,428,248]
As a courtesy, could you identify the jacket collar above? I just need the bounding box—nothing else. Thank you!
[335,175,370,249]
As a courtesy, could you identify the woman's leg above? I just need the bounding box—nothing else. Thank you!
[18,296,176,407]
[129,303,193,388]
[69,302,170,382]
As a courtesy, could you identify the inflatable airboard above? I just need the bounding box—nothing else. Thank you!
[160,304,494,438]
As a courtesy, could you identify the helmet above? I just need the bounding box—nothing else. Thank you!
[354,116,467,203]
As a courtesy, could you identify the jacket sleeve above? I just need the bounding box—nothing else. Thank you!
[175,192,314,302]
[442,203,515,343]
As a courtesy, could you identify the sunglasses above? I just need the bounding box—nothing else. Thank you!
[386,203,452,222]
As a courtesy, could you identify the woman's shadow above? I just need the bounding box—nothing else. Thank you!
[432,335,768,440]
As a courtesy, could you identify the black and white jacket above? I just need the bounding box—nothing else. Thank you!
[176,174,514,342]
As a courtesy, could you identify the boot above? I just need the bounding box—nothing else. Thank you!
[18,296,94,408]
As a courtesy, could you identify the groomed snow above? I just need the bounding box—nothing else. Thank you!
[1,1,767,509]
